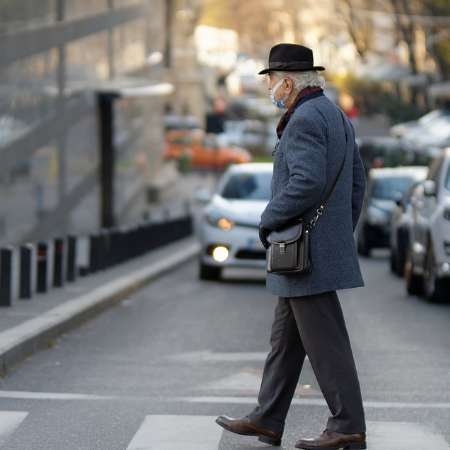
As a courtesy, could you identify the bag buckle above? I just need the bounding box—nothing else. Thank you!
[279,243,286,253]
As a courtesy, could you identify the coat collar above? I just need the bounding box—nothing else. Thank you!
[276,87,324,139]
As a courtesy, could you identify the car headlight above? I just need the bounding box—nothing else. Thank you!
[205,213,234,231]
[367,205,389,225]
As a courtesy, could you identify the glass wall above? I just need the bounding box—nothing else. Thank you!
[0,49,58,136]
[0,0,167,247]
[0,1,56,35]
[114,19,147,75]
[0,142,59,245]
[65,32,110,87]
[65,0,108,20]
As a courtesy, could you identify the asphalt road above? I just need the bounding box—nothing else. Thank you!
[0,249,449,449]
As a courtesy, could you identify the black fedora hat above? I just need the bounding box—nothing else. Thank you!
[258,43,325,75]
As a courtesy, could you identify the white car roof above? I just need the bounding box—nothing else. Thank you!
[369,166,428,178]
[227,162,273,173]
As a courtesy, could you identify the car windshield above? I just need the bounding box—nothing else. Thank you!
[221,172,272,200]
[372,176,417,200]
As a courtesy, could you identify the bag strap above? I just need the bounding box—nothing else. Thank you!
[307,110,348,230]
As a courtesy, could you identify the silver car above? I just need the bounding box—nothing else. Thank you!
[405,148,450,302]
[389,171,428,276]
[196,163,272,280]
[357,166,428,257]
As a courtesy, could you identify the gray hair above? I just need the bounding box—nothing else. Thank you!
[272,70,326,91]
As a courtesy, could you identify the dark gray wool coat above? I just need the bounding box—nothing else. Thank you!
[260,90,366,297]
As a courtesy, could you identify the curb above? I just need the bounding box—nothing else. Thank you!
[0,240,200,376]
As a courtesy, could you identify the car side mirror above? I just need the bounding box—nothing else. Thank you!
[423,180,436,197]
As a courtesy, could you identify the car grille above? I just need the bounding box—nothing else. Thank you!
[235,249,266,260]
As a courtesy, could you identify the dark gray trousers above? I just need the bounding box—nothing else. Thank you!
[247,290,366,435]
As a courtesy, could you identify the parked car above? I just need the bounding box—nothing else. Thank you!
[356,136,431,174]
[389,170,428,276]
[390,109,450,139]
[404,148,450,302]
[164,129,251,170]
[357,166,429,256]
[401,114,450,155]
[164,114,201,131]
[195,163,272,280]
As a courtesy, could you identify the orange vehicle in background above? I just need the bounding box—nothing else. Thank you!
[164,129,252,170]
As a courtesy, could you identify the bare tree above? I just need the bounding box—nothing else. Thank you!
[335,0,375,62]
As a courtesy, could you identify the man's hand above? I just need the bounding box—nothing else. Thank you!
[259,224,271,249]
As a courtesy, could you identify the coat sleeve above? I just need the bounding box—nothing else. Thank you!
[351,137,366,232]
[260,115,327,231]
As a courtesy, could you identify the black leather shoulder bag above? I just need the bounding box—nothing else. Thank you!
[266,111,348,274]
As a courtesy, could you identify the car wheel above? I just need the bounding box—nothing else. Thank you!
[396,245,407,277]
[423,242,449,303]
[199,262,222,281]
[404,246,424,296]
[357,232,371,257]
[396,229,409,277]
[390,249,397,274]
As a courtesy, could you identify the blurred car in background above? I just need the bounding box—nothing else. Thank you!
[217,119,278,154]
[404,148,450,302]
[357,166,429,257]
[356,136,431,174]
[390,109,450,139]
[389,170,428,276]
[226,95,279,120]
[195,163,272,280]
[164,129,251,170]
[401,114,450,156]
[164,114,201,132]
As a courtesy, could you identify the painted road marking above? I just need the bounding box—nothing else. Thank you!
[367,421,449,450]
[201,370,319,396]
[2,389,449,412]
[171,395,450,410]
[0,411,28,447]
[0,390,114,400]
[125,416,448,450]
[126,415,222,450]
[168,350,308,362]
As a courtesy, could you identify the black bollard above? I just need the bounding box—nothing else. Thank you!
[19,243,34,300]
[0,246,14,307]
[77,236,90,277]
[66,235,77,282]
[53,238,65,288]
[98,228,111,270]
[36,242,48,293]
[108,227,120,267]
[89,234,100,273]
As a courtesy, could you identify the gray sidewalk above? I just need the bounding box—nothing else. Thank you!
[0,236,200,375]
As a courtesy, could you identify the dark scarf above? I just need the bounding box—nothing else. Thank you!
[276,86,323,139]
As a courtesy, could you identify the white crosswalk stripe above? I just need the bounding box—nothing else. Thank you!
[124,415,449,450]
[368,422,449,450]
[126,415,223,450]
[0,410,448,449]
[0,411,28,447]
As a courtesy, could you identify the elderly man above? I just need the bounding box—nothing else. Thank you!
[216,44,367,450]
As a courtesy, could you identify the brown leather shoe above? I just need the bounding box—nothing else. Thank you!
[295,429,366,449]
[215,415,282,446]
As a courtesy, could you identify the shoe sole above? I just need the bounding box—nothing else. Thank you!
[295,443,366,450]
[215,418,282,446]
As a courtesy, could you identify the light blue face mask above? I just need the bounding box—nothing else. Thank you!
[270,78,289,109]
